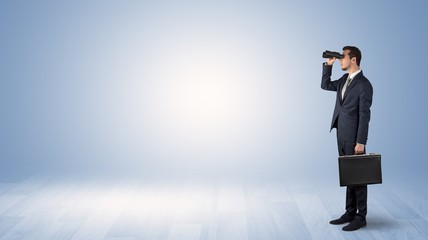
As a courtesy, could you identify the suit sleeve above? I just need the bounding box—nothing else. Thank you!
[321,63,340,91]
[357,81,373,145]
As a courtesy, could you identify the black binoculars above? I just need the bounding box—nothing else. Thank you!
[322,50,344,59]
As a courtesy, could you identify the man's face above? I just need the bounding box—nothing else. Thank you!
[340,49,351,71]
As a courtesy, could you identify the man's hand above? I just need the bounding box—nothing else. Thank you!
[354,143,365,155]
[326,57,336,66]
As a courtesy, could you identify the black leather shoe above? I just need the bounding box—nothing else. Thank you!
[329,213,354,225]
[342,218,367,231]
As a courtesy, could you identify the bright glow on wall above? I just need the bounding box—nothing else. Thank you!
[136,39,280,173]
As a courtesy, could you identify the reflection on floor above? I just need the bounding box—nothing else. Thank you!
[0,176,427,240]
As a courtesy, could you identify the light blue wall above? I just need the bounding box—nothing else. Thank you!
[1,1,427,184]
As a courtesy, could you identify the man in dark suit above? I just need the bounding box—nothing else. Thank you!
[321,46,373,231]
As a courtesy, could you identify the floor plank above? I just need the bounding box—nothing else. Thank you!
[289,183,346,240]
[0,217,23,239]
[270,202,312,240]
[70,182,139,240]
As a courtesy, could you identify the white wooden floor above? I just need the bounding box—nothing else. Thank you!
[0,176,427,240]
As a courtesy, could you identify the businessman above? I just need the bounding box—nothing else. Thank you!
[321,46,373,231]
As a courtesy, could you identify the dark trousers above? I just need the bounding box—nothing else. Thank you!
[337,136,368,219]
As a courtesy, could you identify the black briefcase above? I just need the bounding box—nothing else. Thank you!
[338,153,382,187]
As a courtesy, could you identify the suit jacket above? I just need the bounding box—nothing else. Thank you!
[321,64,373,145]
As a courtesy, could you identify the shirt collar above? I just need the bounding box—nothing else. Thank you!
[348,69,362,80]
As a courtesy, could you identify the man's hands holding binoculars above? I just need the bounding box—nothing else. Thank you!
[326,57,336,66]
[323,50,343,66]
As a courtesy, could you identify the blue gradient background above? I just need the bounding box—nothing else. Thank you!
[1,1,428,185]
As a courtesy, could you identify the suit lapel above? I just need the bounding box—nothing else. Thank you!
[339,74,349,105]
[342,71,363,103]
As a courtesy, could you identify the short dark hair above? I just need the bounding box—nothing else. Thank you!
[343,46,362,66]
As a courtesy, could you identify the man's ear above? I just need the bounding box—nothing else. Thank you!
[351,57,357,63]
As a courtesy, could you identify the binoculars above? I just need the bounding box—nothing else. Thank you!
[322,50,344,59]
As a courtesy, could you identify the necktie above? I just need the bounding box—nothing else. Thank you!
[341,77,352,99]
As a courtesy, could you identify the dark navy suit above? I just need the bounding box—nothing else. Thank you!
[321,63,373,219]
